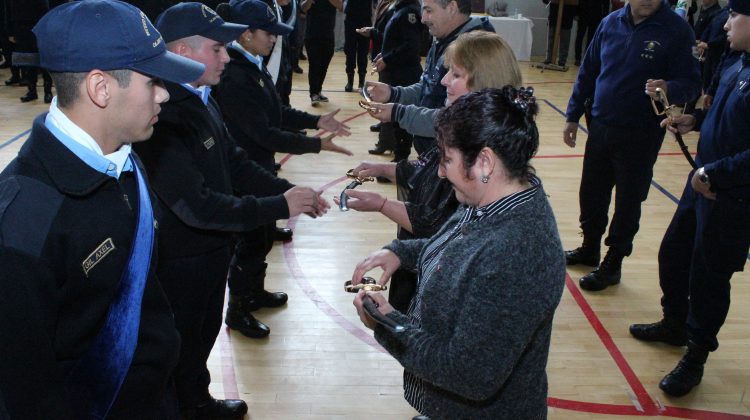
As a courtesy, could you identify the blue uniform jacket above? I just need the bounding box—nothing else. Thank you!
[0,116,180,418]
[693,54,750,202]
[566,0,701,127]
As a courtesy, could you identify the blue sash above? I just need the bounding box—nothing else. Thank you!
[66,156,154,419]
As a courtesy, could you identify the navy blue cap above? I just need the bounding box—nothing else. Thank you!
[156,2,248,43]
[227,0,293,35]
[33,0,205,84]
[729,0,750,15]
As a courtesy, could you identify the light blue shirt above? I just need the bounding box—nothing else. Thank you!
[180,83,212,105]
[44,97,133,179]
[230,41,264,71]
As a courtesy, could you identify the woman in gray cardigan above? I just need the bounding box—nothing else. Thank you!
[351,87,566,418]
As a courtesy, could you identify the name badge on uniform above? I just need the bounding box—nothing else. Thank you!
[408,13,416,24]
[203,137,215,150]
[82,238,116,277]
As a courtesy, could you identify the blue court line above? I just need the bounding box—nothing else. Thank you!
[542,98,749,260]
[0,129,30,150]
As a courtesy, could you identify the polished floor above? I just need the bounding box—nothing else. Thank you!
[0,53,748,419]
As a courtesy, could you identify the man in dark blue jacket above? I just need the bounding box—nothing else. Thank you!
[138,3,328,417]
[563,0,701,291]
[630,0,750,397]
[0,1,205,417]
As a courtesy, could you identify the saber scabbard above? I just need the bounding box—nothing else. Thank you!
[651,88,698,169]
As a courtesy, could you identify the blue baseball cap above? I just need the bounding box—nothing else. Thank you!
[729,0,750,15]
[227,0,293,36]
[156,2,248,44]
[33,0,205,84]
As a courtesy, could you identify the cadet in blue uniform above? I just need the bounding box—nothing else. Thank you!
[136,3,328,417]
[563,0,701,291]
[343,0,372,92]
[630,0,750,397]
[370,0,423,161]
[0,1,205,418]
[213,0,351,340]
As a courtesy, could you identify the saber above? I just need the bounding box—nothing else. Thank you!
[650,87,697,169]
[339,169,375,211]
[362,294,405,333]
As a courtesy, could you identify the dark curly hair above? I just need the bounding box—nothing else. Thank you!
[435,86,539,181]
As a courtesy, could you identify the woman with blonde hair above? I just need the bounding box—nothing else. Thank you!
[336,31,523,312]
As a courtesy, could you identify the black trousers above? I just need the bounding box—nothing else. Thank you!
[344,17,370,76]
[305,35,334,95]
[578,118,665,256]
[157,246,231,410]
[574,14,603,61]
[227,224,275,296]
[658,178,750,352]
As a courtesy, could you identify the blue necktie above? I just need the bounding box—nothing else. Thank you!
[66,156,155,419]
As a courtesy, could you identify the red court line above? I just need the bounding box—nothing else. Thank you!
[218,326,240,399]
[563,274,659,414]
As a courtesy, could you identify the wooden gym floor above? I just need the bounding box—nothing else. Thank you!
[0,52,748,419]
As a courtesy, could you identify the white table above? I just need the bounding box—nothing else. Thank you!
[472,15,534,61]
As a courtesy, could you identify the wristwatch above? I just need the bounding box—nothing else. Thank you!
[697,167,710,185]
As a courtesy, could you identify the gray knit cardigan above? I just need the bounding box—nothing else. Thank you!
[376,186,566,419]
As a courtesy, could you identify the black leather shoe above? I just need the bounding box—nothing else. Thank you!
[293,65,303,74]
[196,397,248,419]
[44,92,53,104]
[225,296,271,338]
[565,246,600,266]
[369,123,381,132]
[579,248,623,291]
[20,91,38,102]
[368,144,391,155]
[659,344,708,397]
[344,82,353,92]
[4,76,21,86]
[247,290,288,311]
[274,162,282,171]
[274,226,293,242]
[629,318,687,346]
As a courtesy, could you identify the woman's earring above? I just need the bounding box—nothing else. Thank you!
[480,174,489,183]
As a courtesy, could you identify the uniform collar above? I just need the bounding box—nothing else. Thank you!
[26,114,120,196]
[229,41,264,71]
[45,98,133,179]
[180,83,212,105]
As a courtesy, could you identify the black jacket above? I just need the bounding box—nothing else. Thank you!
[135,82,294,260]
[0,115,179,419]
[215,49,322,173]
[379,0,423,86]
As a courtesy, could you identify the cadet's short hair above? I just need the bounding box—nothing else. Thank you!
[433,0,472,15]
[51,70,132,109]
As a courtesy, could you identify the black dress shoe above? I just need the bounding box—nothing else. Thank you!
[368,144,391,155]
[4,76,21,86]
[369,123,381,132]
[247,290,288,311]
[344,82,353,92]
[659,344,708,397]
[274,162,282,171]
[629,318,687,346]
[299,51,307,60]
[293,65,303,74]
[579,248,623,291]
[20,91,38,103]
[196,397,248,419]
[225,299,271,338]
[44,92,53,104]
[273,226,293,242]
[565,246,600,266]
